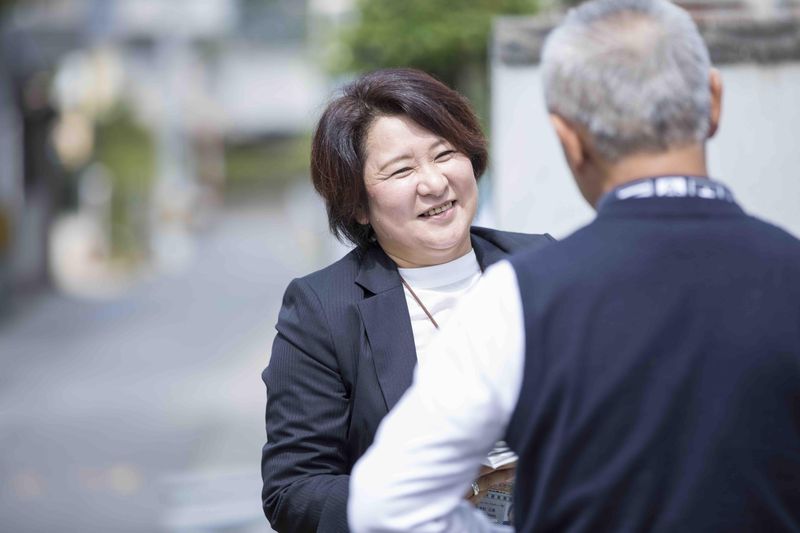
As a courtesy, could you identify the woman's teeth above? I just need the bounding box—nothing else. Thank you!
[422,201,454,217]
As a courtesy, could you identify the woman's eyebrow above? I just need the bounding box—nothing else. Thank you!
[429,139,447,151]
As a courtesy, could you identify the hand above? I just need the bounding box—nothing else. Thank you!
[465,465,516,505]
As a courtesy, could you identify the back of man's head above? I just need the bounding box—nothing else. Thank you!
[542,0,712,162]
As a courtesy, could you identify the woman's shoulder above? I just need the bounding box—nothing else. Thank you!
[293,246,364,292]
[277,247,370,344]
[471,226,556,253]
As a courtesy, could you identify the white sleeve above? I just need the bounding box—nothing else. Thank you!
[348,260,526,533]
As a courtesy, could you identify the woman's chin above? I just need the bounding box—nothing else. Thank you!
[419,231,472,259]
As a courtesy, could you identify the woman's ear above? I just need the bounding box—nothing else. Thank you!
[356,209,369,225]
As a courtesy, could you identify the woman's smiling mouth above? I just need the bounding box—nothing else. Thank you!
[420,200,455,217]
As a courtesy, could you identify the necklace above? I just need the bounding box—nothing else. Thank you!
[399,276,440,330]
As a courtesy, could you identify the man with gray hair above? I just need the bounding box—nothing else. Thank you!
[349,0,800,531]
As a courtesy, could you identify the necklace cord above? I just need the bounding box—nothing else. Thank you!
[399,276,440,330]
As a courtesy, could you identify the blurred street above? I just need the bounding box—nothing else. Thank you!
[0,188,341,533]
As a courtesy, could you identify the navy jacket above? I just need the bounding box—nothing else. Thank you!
[507,194,800,532]
[262,227,554,533]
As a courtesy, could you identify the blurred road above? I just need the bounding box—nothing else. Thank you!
[0,187,345,532]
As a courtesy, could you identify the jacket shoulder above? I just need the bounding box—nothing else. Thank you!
[471,226,556,254]
[295,246,362,292]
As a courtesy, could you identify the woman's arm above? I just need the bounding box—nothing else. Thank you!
[262,278,352,533]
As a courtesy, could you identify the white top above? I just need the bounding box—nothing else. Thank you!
[397,250,482,366]
[349,260,526,533]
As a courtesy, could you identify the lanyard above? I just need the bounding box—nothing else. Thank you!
[400,276,440,330]
[596,176,735,211]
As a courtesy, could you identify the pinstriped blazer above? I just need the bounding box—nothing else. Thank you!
[261,227,554,533]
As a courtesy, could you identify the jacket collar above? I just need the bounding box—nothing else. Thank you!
[354,229,503,295]
[354,228,505,411]
[598,196,745,219]
[353,245,403,295]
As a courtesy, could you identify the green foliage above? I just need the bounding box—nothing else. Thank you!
[224,135,311,195]
[94,108,155,258]
[332,0,538,88]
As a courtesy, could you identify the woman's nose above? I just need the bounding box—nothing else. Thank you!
[417,165,448,197]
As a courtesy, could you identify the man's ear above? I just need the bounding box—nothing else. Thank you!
[708,68,723,139]
[550,113,585,171]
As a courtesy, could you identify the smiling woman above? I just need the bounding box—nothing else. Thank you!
[260,68,554,533]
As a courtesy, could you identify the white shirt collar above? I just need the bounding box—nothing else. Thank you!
[397,249,480,290]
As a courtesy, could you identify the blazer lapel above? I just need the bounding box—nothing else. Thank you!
[472,231,506,271]
[354,229,509,411]
[355,246,417,411]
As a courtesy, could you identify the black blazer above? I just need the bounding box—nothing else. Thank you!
[261,227,553,532]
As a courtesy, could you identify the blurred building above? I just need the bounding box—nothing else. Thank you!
[0,0,331,310]
[491,0,800,238]
[0,0,85,307]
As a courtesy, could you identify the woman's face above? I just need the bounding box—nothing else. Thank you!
[361,114,478,268]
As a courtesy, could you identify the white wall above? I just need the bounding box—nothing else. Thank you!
[707,64,800,236]
[491,62,800,239]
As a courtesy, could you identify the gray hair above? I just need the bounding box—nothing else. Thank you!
[541,0,712,161]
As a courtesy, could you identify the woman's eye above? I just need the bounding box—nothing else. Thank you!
[390,167,413,178]
[435,150,455,161]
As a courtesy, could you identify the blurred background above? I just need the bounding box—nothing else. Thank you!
[0,0,797,531]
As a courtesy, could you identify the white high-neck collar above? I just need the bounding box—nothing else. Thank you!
[397,249,479,290]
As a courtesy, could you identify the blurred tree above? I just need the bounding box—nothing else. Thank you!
[94,107,155,259]
[331,0,539,114]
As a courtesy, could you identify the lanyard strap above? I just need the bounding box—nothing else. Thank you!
[597,176,735,210]
[400,276,440,330]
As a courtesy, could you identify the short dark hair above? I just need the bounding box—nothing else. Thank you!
[310,68,488,249]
